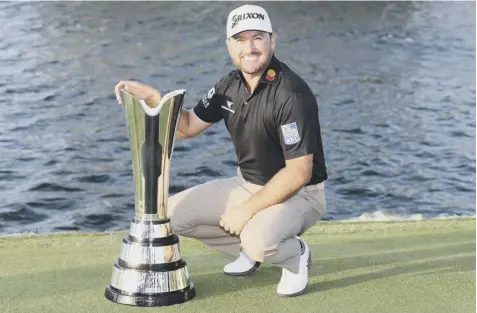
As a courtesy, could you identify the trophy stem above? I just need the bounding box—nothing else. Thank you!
[143,115,161,215]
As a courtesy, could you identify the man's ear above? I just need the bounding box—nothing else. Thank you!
[226,38,232,55]
[270,33,277,51]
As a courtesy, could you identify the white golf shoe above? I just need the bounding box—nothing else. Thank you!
[276,238,311,297]
[224,250,261,276]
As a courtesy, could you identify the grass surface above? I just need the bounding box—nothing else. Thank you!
[0,218,475,313]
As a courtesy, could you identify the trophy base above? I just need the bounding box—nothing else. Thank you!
[105,281,196,307]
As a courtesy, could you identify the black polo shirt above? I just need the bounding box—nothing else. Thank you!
[193,54,327,186]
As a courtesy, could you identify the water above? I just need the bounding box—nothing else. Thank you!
[0,1,475,235]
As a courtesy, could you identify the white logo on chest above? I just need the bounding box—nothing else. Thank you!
[221,100,235,113]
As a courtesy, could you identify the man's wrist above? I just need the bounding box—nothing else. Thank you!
[244,199,261,217]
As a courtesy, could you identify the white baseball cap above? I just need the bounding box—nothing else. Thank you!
[226,5,273,39]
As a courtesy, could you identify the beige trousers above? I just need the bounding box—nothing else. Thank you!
[167,168,327,273]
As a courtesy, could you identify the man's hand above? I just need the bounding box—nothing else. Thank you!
[114,80,162,107]
[220,204,254,236]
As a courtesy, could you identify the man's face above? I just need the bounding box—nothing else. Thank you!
[226,30,276,75]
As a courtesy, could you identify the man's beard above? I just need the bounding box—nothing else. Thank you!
[235,52,273,75]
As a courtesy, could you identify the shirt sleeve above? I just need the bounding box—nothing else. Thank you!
[193,80,226,123]
[275,93,320,160]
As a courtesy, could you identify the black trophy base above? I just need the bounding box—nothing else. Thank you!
[105,282,196,307]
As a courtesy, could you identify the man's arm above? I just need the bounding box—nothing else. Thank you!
[177,80,227,138]
[176,109,214,138]
[242,154,313,217]
[243,91,320,217]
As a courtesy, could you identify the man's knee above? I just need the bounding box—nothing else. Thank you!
[169,206,195,237]
[169,215,187,236]
[240,231,279,263]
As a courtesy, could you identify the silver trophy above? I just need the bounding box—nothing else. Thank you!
[105,89,196,306]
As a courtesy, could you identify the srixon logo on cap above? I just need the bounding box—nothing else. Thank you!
[231,12,265,28]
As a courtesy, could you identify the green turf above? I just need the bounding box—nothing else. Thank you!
[0,218,475,313]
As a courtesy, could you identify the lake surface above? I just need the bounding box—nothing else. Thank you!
[0,1,475,234]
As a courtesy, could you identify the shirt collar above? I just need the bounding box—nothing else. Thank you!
[258,54,281,85]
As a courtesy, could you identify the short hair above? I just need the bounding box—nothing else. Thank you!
[231,31,273,41]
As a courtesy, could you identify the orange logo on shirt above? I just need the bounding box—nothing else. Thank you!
[265,69,276,81]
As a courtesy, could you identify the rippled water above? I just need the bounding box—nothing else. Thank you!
[0,1,475,234]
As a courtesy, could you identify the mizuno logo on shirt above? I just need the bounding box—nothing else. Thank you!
[221,100,235,113]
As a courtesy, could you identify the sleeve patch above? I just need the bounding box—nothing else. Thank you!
[280,122,301,145]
